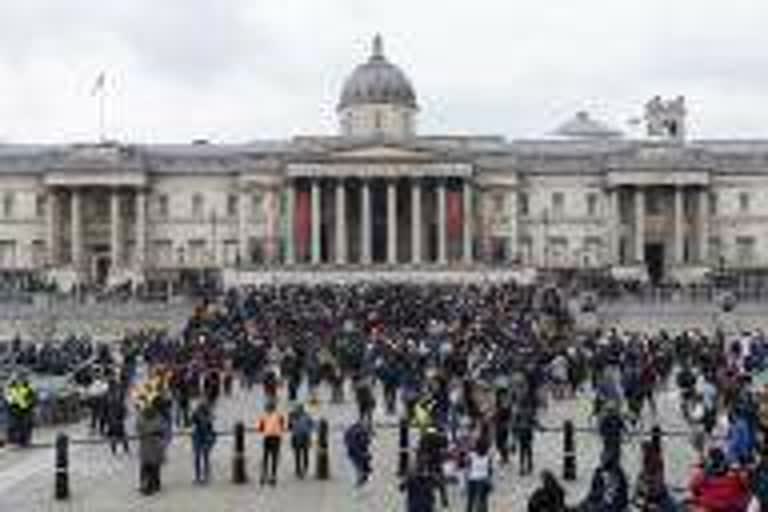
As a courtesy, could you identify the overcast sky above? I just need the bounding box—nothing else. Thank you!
[0,0,766,143]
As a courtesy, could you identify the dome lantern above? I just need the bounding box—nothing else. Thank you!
[337,35,418,138]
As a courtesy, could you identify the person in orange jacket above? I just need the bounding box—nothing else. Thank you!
[257,401,286,486]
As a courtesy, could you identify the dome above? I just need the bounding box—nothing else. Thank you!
[337,35,417,112]
[552,111,623,138]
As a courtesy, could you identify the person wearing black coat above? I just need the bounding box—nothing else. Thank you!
[515,402,537,476]
[528,470,566,512]
[400,457,440,512]
[580,451,629,512]
[105,390,130,455]
[598,404,626,464]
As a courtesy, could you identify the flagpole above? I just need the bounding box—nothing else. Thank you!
[99,87,105,142]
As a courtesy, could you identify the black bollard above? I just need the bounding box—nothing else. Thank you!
[563,420,576,481]
[397,417,410,477]
[54,433,70,500]
[651,424,663,454]
[232,421,247,484]
[316,419,330,480]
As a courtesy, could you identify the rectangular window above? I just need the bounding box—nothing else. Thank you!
[709,192,718,216]
[251,193,263,220]
[708,236,721,264]
[191,194,204,219]
[736,236,755,264]
[547,236,568,266]
[151,239,172,266]
[2,193,15,218]
[739,192,750,213]
[36,194,46,218]
[0,240,17,267]
[223,239,239,265]
[227,194,239,218]
[518,192,529,217]
[584,236,603,266]
[586,193,598,217]
[188,239,207,265]
[552,192,565,218]
[646,190,663,215]
[520,236,533,265]
[31,239,45,266]
[493,193,505,214]
[156,195,169,220]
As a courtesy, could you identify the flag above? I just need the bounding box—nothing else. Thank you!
[446,190,463,239]
[91,72,106,96]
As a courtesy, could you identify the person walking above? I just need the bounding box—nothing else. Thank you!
[516,400,537,476]
[344,419,372,486]
[288,403,314,479]
[465,439,493,512]
[400,454,440,512]
[137,402,167,495]
[190,399,216,484]
[105,390,130,456]
[256,401,286,486]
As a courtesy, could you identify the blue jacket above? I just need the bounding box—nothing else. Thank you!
[726,415,755,465]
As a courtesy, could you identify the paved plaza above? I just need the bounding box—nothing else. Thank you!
[0,371,702,512]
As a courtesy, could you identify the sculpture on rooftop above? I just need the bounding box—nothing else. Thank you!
[644,95,686,141]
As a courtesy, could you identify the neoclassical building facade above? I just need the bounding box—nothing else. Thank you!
[0,35,767,287]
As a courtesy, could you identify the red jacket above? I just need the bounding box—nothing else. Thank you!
[689,467,750,512]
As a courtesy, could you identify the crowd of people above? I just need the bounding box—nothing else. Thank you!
[6,280,768,511]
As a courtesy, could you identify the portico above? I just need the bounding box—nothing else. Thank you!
[284,162,474,266]
[607,165,711,282]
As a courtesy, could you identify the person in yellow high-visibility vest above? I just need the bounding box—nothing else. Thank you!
[4,378,22,445]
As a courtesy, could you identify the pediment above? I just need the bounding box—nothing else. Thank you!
[330,144,437,160]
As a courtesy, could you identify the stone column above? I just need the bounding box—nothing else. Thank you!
[46,190,57,266]
[674,186,685,264]
[361,180,372,265]
[285,184,296,264]
[506,189,518,263]
[411,180,422,264]
[237,189,249,265]
[110,190,121,271]
[387,180,397,264]
[71,189,82,270]
[135,190,147,270]
[335,180,347,264]
[311,180,321,264]
[698,188,709,264]
[462,180,473,264]
[609,188,621,264]
[437,181,447,264]
[634,187,645,263]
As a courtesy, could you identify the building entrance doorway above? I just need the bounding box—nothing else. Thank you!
[645,243,664,284]
[94,255,111,286]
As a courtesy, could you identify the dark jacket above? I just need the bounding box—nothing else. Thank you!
[137,409,167,466]
[583,463,629,512]
[400,472,437,512]
[289,409,314,447]
[528,480,566,512]
[191,404,216,450]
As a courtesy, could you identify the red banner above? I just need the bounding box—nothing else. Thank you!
[295,189,311,260]
[446,190,463,239]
